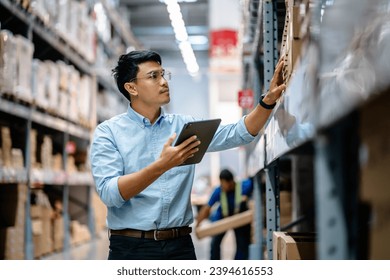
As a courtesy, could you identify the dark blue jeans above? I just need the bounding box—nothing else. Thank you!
[210,224,251,260]
[108,234,197,260]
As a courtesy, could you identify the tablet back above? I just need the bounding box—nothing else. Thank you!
[174,118,221,165]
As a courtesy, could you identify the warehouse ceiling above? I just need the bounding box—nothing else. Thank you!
[118,0,209,55]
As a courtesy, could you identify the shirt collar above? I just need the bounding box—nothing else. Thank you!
[126,104,166,128]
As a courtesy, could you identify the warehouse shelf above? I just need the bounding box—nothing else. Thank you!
[259,0,390,165]
[29,170,93,189]
[0,96,31,120]
[315,5,390,130]
[0,0,93,74]
[244,0,390,260]
[263,51,316,165]
[0,97,91,140]
[0,167,28,184]
[96,72,118,94]
[100,0,142,50]
[0,0,102,260]
[0,0,140,260]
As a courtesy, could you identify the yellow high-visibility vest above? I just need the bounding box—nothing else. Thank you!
[220,182,242,218]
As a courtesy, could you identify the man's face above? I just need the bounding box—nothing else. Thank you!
[130,61,170,108]
[221,179,235,192]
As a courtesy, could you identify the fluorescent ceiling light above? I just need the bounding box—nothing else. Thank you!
[163,0,200,76]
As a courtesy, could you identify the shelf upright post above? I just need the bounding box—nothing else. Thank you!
[62,117,71,256]
[249,172,264,260]
[24,93,34,261]
[314,112,360,259]
[87,74,98,239]
[263,0,280,260]
[263,0,278,93]
[24,17,34,260]
[264,159,280,260]
[86,183,96,239]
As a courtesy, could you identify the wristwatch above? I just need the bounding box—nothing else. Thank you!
[259,96,276,109]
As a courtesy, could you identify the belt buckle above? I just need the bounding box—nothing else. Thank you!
[153,228,179,240]
[172,228,178,238]
[153,230,160,241]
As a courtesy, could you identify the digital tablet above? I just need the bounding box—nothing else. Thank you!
[174,118,221,165]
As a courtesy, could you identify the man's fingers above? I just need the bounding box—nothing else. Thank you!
[275,84,286,94]
[178,135,198,148]
[166,133,177,146]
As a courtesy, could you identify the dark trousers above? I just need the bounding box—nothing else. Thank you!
[210,224,251,260]
[108,234,197,260]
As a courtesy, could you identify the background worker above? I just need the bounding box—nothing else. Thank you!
[195,169,253,260]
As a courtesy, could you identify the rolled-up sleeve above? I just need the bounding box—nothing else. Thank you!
[90,123,126,208]
[208,116,256,152]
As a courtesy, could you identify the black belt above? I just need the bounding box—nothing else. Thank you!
[109,227,192,241]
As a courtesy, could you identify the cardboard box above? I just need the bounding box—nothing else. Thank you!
[1,126,12,168]
[92,191,107,233]
[78,75,92,124]
[40,135,53,170]
[0,30,17,94]
[273,231,316,260]
[46,61,60,112]
[195,210,253,239]
[52,217,64,251]
[14,35,34,103]
[32,59,49,110]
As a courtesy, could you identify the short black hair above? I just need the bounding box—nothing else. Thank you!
[219,169,234,181]
[112,50,162,101]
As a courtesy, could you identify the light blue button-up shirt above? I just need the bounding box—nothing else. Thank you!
[90,105,255,230]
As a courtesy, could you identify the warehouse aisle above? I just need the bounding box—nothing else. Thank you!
[42,223,236,260]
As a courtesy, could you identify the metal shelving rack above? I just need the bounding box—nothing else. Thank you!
[245,0,390,260]
[0,0,144,260]
[0,0,136,259]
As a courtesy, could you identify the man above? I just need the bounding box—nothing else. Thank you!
[195,169,253,260]
[90,50,285,260]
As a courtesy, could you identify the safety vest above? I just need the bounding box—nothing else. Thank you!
[220,182,242,218]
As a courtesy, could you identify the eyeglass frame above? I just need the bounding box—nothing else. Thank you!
[129,69,171,83]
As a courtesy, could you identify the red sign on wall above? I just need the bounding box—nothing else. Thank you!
[238,89,254,109]
[210,29,238,57]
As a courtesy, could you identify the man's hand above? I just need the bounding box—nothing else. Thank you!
[244,56,287,136]
[159,133,201,169]
[117,134,200,200]
[262,57,286,105]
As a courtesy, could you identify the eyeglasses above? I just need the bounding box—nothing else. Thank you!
[130,69,171,83]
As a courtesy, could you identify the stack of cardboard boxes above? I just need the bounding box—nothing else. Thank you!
[281,0,311,85]
[70,220,91,246]
[0,30,96,129]
[16,0,96,63]
[30,190,53,258]
[92,191,108,234]
[0,126,25,182]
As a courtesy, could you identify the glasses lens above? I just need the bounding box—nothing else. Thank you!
[163,70,171,81]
